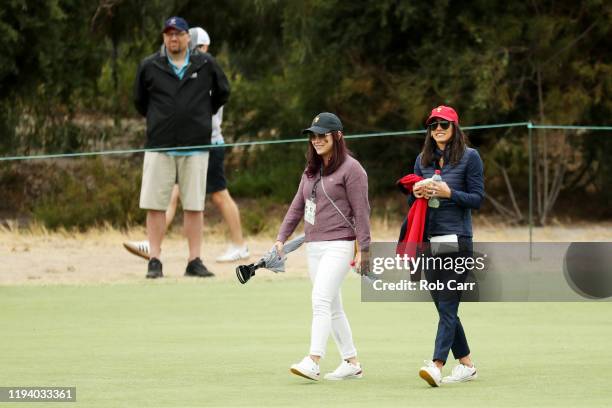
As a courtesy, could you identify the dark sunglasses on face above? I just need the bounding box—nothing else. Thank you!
[309,133,331,140]
[428,121,452,131]
[164,31,186,38]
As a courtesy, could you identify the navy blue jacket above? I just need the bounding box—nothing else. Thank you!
[410,147,485,238]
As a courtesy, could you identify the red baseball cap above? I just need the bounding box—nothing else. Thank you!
[426,105,459,125]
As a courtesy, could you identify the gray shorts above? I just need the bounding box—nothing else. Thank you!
[139,151,209,211]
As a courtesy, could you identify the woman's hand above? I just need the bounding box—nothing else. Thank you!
[274,241,285,258]
[353,250,370,275]
[428,181,452,199]
[413,183,430,199]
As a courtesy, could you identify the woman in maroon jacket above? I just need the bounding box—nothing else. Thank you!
[274,112,371,382]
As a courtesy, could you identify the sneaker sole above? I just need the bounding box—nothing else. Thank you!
[123,243,150,260]
[290,367,319,381]
[324,372,363,381]
[215,254,250,263]
[419,369,440,387]
[442,373,478,384]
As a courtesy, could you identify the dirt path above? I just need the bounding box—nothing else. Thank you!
[2,220,612,285]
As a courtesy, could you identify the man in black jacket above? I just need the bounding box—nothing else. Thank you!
[133,16,230,279]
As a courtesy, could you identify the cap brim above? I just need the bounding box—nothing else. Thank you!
[426,115,456,125]
[302,125,331,135]
[163,25,188,33]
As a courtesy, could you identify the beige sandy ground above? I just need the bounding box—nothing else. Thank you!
[1,217,611,285]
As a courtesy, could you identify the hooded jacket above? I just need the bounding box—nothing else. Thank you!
[133,48,230,149]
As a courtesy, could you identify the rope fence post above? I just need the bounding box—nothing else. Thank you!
[527,122,534,261]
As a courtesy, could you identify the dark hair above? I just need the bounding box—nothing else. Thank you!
[420,122,468,167]
[305,130,351,177]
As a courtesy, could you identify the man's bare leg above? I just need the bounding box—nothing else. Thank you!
[165,184,180,229]
[183,210,203,261]
[211,189,244,246]
[147,210,166,259]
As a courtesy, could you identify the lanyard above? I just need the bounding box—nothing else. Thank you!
[310,167,323,200]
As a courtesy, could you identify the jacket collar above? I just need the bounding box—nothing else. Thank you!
[433,147,450,169]
[153,47,207,77]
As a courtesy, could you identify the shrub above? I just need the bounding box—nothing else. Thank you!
[32,157,144,230]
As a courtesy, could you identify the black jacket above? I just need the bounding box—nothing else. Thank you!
[133,49,230,149]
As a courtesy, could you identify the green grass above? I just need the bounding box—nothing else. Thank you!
[1,278,611,407]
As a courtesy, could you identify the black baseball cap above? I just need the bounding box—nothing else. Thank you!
[302,112,343,135]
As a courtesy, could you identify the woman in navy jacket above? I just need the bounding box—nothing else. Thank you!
[411,105,485,387]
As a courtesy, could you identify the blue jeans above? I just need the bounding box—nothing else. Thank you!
[423,236,472,364]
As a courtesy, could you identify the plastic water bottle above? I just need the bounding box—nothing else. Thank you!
[428,170,442,208]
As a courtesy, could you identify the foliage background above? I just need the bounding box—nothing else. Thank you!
[1,0,611,229]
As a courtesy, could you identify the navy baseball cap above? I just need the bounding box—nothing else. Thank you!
[163,16,189,33]
[302,112,343,134]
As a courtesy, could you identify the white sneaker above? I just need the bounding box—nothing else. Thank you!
[442,363,477,383]
[324,360,363,380]
[290,356,320,381]
[419,360,442,387]
[215,245,249,263]
[123,240,150,260]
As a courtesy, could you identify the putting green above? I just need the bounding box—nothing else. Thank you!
[1,278,611,407]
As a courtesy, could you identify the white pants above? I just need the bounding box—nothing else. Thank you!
[307,240,357,360]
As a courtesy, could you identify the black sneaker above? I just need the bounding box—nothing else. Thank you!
[185,258,215,278]
[146,258,163,279]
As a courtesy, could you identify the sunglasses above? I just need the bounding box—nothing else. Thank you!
[308,133,331,140]
[428,121,452,131]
